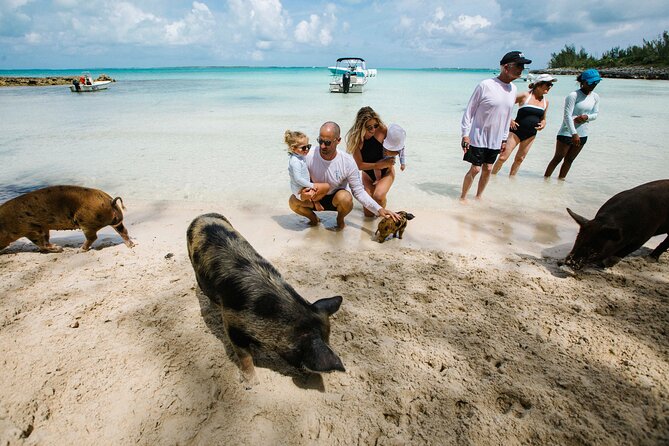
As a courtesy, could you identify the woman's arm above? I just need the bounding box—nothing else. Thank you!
[563,93,578,135]
[536,99,548,130]
[351,141,394,171]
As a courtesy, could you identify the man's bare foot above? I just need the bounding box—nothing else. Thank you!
[336,217,346,229]
[459,196,467,203]
[308,216,320,226]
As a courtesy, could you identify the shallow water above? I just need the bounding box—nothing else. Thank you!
[1,67,668,223]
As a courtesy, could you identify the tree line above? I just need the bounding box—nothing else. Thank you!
[548,31,669,68]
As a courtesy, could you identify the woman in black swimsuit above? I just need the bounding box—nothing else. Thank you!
[346,107,396,217]
[492,74,556,176]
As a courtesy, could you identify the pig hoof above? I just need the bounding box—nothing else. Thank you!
[240,372,259,388]
[41,244,63,253]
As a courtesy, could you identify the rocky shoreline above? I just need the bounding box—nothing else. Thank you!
[0,74,115,87]
[532,66,669,80]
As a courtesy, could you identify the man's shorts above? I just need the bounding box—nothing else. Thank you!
[463,146,500,166]
[319,191,341,211]
[557,135,588,147]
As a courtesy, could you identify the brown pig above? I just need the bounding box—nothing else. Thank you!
[187,213,345,386]
[375,211,415,243]
[0,185,134,253]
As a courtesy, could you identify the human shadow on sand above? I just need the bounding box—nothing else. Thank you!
[415,182,462,199]
[272,213,369,236]
[194,287,327,392]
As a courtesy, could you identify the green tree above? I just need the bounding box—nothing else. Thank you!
[549,31,669,68]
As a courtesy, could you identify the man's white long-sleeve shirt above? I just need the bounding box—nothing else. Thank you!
[461,77,517,149]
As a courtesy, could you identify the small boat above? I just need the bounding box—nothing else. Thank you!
[328,57,377,93]
[70,72,112,92]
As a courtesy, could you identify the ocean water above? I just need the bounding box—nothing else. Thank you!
[1,67,668,228]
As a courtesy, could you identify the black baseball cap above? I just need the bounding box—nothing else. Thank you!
[500,51,532,65]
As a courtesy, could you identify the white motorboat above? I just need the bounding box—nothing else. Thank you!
[328,57,377,93]
[70,72,112,92]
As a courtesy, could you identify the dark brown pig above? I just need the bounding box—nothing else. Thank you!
[375,211,414,243]
[564,179,669,269]
[187,213,345,386]
[0,185,134,253]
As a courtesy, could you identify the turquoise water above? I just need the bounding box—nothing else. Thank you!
[1,67,668,219]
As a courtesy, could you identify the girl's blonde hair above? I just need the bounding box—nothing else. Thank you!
[345,106,385,154]
[284,130,307,153]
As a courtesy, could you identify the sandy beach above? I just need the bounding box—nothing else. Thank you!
[1,200,667,445]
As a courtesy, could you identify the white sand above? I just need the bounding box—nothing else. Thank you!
[1,200,668,445]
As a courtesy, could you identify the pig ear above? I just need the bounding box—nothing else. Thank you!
[601,226,622,242]
[566,208,589,227]
[303,338,345,372]
[312,295,343,316]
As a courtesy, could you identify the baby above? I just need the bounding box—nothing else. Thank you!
[285,130,329,212]
[374,123,407,183]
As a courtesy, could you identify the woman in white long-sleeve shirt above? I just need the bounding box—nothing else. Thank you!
[544,69,601,180]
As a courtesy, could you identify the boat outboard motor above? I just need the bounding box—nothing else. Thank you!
[342,71,351,94]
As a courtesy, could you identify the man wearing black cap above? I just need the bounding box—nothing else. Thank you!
[459,51,532,200]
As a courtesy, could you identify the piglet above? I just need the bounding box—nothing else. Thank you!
[187,213,345,386]
[375,211,415,243]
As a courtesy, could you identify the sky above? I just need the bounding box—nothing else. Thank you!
[1,0,669,70]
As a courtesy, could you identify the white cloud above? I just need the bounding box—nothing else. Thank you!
[294,11,335,46]
[604,23,637,37]
[228,0,289,40]
[452,14,490,32]
[295,14,319,43]
[434,7,445,22]
[164,1,215,45]
[1,0,31,8]
[24,31,39,43]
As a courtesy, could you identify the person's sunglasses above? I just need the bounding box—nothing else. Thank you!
[296,144,311,151]
[543,82,554,88]
[317,138,334,146]
[366,123,380,132]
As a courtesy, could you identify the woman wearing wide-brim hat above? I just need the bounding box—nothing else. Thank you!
[492,73,557,176]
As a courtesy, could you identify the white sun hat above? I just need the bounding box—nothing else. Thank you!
[531,73,557,84]
[383,124,406,152]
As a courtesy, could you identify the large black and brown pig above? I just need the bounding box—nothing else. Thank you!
[564,179,669,269]
[0,185,134,253]
[187,213,345,386]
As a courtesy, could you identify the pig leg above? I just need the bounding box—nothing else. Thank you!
[398,222,408,239]
[80,228,98,251]
[650,235,669,260]
[236,348,259,386]
[111,222,135,248]
[226,325,259,386]
[27,229,62,253]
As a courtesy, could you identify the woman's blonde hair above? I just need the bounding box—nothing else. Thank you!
[345,106,385,154]
[284,130,307,153]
